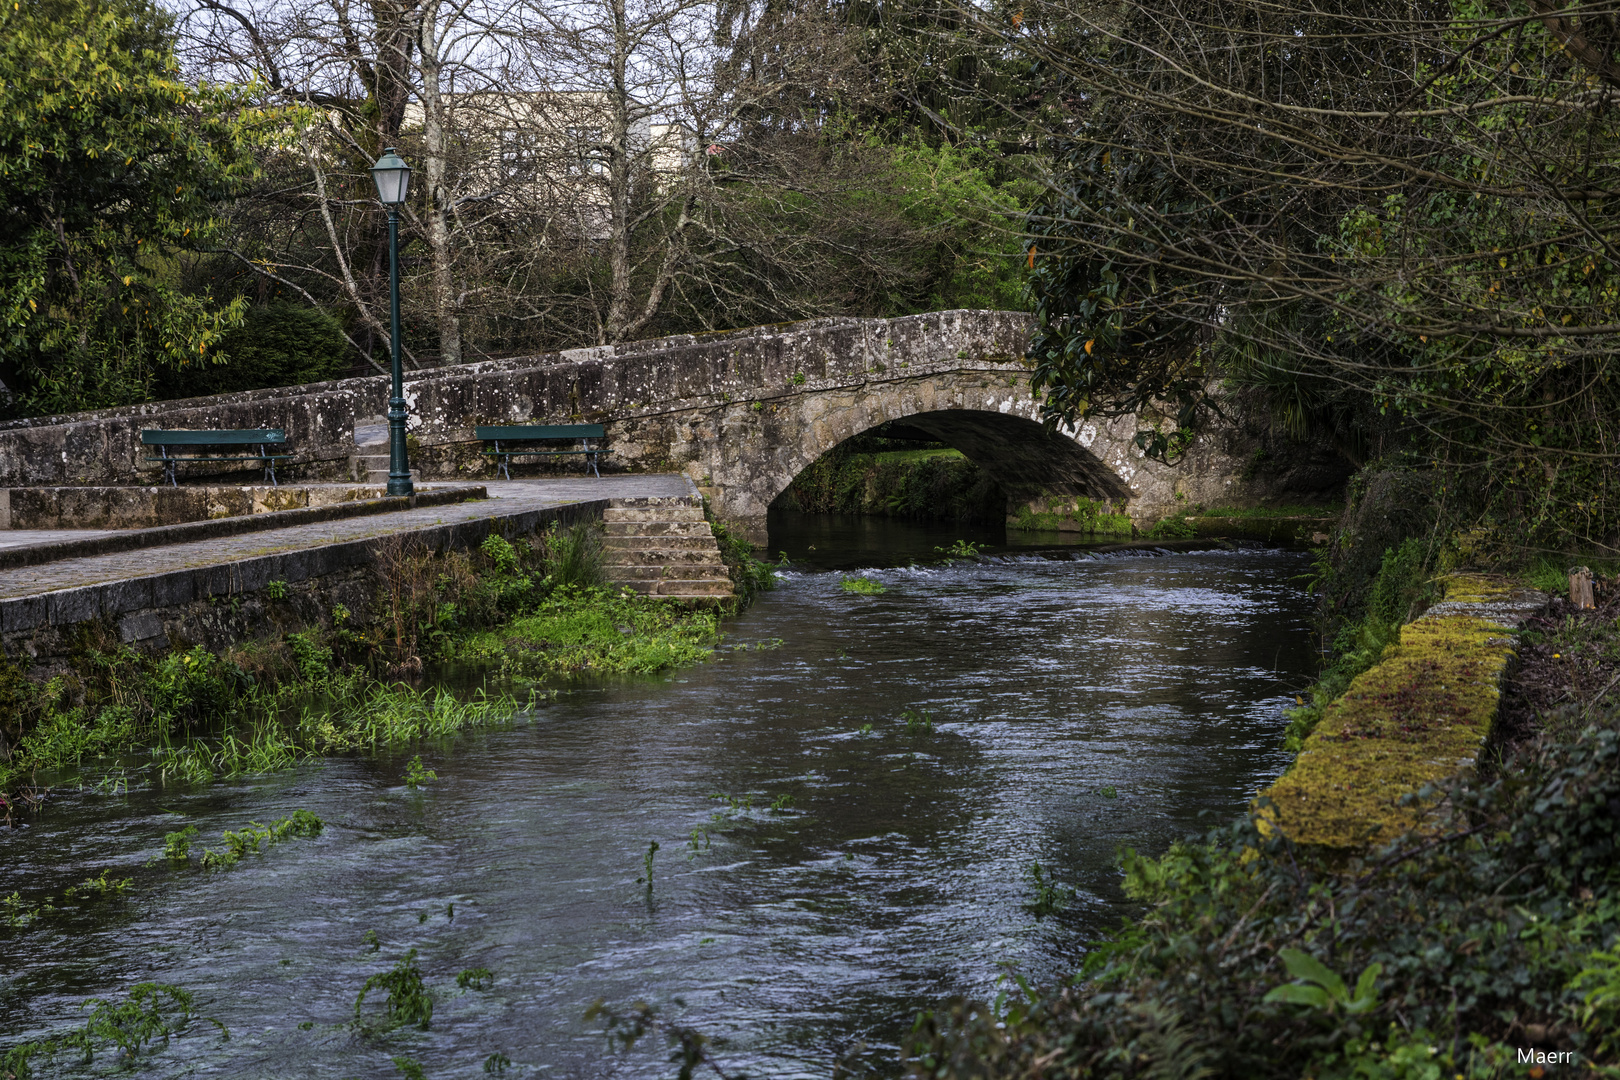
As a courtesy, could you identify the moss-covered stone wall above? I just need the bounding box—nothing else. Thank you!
[1260,574,1545,849]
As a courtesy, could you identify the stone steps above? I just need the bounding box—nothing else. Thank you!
[349,450,416,485]
[600,495,733,601]
[603,508,708,524]
[605,520,713,538]
[603,536,717,552]
[604,553,725,570]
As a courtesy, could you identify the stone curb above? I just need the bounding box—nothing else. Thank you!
[0,485,488,571]
[0,496,610,636]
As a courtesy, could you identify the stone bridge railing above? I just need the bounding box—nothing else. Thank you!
[0,310,1030,488]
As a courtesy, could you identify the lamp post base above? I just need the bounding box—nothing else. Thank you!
[386,397,414,497]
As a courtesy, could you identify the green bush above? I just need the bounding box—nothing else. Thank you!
[709,515,776,603]
[1283,538,1437,751]
[156,301,349,397]
[543,521,605,589]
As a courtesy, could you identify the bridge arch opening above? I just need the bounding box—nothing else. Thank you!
[766,408,1132,526]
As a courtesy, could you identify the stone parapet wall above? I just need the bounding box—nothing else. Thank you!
[0,310,1031,489]
[0,309,1348,539]
[1,484,408,530]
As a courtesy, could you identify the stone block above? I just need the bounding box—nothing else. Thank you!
[100,577,154,618]
[0,593,48,634]
[118,612,165,644]
[149,571,196,608]
[47,587,101,626]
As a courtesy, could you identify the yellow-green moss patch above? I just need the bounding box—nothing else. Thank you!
[1260,575,1533,849]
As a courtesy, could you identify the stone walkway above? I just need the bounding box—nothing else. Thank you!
[0,475,694,602]
[0,528,127,551]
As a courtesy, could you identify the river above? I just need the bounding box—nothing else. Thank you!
[0,512,1317,1078]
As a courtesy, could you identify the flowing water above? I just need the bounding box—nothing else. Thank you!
[1,513,1318,1079]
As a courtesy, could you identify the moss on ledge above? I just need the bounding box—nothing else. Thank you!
[1260,574,1534,849]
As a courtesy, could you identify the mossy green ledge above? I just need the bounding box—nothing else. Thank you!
[1260,574,1546,849]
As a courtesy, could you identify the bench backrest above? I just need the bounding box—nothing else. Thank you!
[475,424,606,440]
[141,429,287,446]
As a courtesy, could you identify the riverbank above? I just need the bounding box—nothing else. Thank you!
[906,561,1620,1077]
[0,520,761,818]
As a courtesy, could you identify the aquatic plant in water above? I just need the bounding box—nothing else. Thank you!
[163,824,198,863]
[1023,861,1074,918]
[404,755,437,789]
[933,539,982,559]
[298,685,521,752]
[457,967,493,990]
[355,948,433,1031]
[0,983,222,1079]
[840,575,887,595]
[3,870,132,932]
[902,707,934,734]
[637,840,660,887]
[187,809,323,870]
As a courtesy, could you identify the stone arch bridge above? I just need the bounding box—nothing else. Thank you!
[0,311,1342,544]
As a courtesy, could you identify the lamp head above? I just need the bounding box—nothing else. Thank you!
[370,147,412,205]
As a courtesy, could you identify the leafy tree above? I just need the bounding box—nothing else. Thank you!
[995,0,1620,546]
[0,0,268,417]
[153,301,350,397]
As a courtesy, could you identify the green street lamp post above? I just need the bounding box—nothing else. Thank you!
[370,147,415,497]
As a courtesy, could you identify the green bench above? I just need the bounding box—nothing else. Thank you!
[141,429,291,487]
[475,424,610,479]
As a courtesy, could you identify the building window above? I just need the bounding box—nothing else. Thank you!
[566,126,605,177]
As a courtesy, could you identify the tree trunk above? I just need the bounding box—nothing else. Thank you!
[416,0,463,364]
[603,0,634,343]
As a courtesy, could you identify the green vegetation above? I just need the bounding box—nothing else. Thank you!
[355,948,433,1032]
[156,302,350,397]
[1142,516,1195,540]
[195,809,323,870]
[781,436,1005,524]
[1012,496,1133,536]
[0,0,277,417]
[456,967,493,991]
[707,513,777,604]
[404,755,436,789]
[1282,538,1438,752]
[2,870,131,931]
[0,521,726,805]
[637,840,660,888]
[901,707,934,734]
[932,539,982,560]
[841,575,887,595]
[0,983,220,1079]
[1193,504,1339,520]
[1022,861,1073,919]
[1264,579,1516,849]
